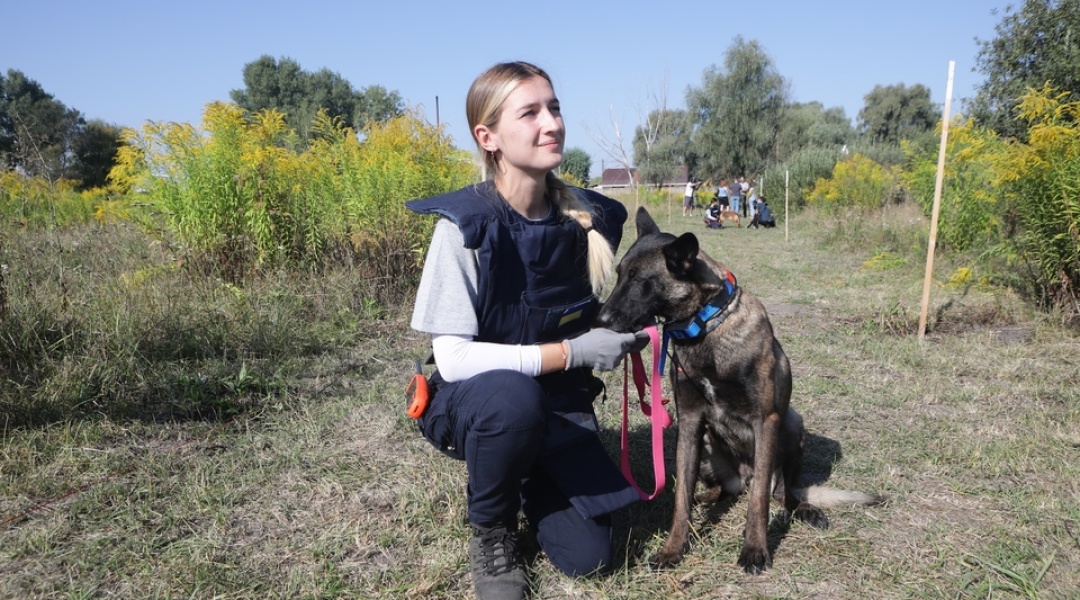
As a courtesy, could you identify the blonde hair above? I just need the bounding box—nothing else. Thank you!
[466,61,615,294]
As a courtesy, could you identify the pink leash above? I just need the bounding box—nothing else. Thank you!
[620,325,673,500]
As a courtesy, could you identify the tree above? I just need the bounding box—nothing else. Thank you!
[583,77,674,194]
[775,101,853,160]
[305,67,363,133]
[0,72,13,163]
[686,37,789,179]
[354,85,405,131]
[857,83,936,146]
[559,147,591,184]
[0,69,84,181]
[231,56,305,117]
[970,0,1080,140]
[71,120,123,190]
[230,56,404,142]
[633,108,690,187]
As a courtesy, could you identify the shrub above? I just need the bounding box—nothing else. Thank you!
[115,103,473,291]
[897,85,1080,321]
[847,140,919,169]
[899,117,1004,252]
[310,110,474,301]
[805,153,895,211]
[0,172,97,228]
[993,85,1080,316]
[761,146,843,212]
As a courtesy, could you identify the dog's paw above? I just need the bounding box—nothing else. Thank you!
[737,545,771,575]
[695,487,724,504]
[651,546,686,569]
[792,504,829,529]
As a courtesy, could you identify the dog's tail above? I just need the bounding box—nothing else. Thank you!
[795,486,884,507]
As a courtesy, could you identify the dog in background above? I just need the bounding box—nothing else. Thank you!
[718,209,741,228]
[596,207,881,573]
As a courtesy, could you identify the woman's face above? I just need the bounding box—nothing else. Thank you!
[477,76,565,178]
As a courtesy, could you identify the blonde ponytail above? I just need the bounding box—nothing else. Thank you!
[546,172,615,295]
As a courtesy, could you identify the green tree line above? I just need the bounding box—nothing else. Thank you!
[229,55,405,144]
[631,38,938,200]
[0,69,122,188]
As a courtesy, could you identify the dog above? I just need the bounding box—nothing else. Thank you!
[596,207,881,574]
[718,209,741,228]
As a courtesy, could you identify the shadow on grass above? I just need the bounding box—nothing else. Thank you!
[604,425,846,569]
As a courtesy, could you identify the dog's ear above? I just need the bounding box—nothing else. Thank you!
[635,206,660,237]
[663,232,699,277]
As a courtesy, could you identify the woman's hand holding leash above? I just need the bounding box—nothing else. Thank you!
[565,328,651,371]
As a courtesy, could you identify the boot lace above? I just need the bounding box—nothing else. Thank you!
[474,526,520,576]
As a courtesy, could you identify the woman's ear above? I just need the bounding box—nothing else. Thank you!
[474,125,497,153]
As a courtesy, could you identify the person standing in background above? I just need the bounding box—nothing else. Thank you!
[746,179,757,220]
[717,178,729,211]
[739,176,750,218]
[683,179,699,217]
[728,177,742,216]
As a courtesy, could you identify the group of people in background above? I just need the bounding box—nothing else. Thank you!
[702,175,775,230]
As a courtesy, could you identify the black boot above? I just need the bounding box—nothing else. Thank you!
[469,524,526,599]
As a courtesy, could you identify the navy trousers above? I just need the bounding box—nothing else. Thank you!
[417,369,616,576]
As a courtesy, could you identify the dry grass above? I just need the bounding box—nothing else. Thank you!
[2,200,1078,599]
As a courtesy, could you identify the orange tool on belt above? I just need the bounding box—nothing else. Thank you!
[405,358,430,419]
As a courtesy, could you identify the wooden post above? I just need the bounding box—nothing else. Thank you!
[784,169,790,243]
[918,61,956,340]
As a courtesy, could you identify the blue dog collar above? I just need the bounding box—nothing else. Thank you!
[663,270,738,344]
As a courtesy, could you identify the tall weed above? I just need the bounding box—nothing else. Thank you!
[114,104,473,289]
[761,146,843,213]
[311,111,473,303]
[806,153,897,212]
[898,87,1080,320]
[0,173,97,228]
[3,105,475,425]
[0,221,393,427]
[900,117,1004,252]
[994,86,1080,318]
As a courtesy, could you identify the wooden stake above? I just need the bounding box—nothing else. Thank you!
[918,61,956,340]
[784,169,790,243]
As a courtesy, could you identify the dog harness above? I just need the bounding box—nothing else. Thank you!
[665,268,738,341]
[658,268,738,376]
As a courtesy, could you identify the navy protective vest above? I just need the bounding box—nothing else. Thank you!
[406,180,625,345]
[406,181,640,519]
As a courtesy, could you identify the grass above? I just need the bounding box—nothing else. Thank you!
[2,199,1079,599]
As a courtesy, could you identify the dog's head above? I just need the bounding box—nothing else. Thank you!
[596,207,726,333]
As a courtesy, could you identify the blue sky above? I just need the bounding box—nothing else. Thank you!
[4,1,1005,177]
